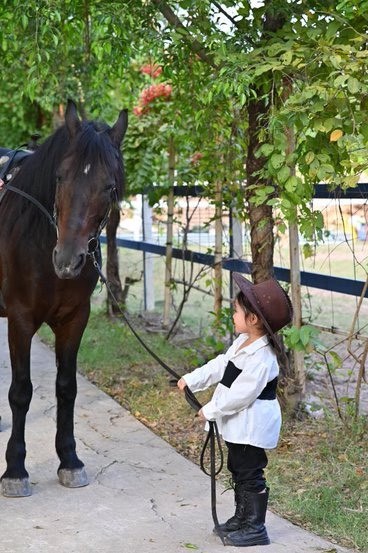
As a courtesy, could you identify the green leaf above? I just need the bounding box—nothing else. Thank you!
[305,151,315,164]
[290,329,300,346]
[300,325,311,346]
[254,63,273,76]
[281,50,293,65]
[256,143,274,158]
[270,153,284,169]
[347,77,360,94]
[277,166,290,183]
[329,351,343,368]
[285,175,298,192]
[21,14,28,29]
[334,74,349,88]
[302,243,314,259]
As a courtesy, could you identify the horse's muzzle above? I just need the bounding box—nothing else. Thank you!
[52,246,86,279]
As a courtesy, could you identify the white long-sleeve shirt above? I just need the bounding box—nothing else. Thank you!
[182,334,282,449]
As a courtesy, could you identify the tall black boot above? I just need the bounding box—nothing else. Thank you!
[224,488,270,547]
[213,482,248,535]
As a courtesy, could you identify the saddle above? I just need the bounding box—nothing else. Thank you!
[0,147,34,181]
[0,147,34,205]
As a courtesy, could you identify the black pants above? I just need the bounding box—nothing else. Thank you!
[226,442,268,493]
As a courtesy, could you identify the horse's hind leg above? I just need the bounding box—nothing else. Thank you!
[53,310,89,488]
[1,318,33,497]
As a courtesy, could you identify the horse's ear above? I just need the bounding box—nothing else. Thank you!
[65,99,81,138]
[109,109,128,147]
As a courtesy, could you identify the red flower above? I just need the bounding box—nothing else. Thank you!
[133,82,172,117]
[190,152,203,164]
[140,64,163,79]
[133,105,144,116]
[138,83,172,107]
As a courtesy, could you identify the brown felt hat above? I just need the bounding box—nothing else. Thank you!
[233,273,293,339]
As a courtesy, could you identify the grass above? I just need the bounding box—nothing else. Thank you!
[39,308,368,552]
[268,417,368,551]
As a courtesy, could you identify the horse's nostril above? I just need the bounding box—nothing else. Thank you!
[74,253,86,272]
[52,246,86,279]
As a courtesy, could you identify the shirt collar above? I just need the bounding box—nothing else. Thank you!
[235,334,269,355]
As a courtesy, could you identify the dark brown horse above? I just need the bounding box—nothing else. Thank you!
[0,100,127,496]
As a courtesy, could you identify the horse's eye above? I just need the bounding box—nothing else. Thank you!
[106,182,115,192]
[56,174,62,184]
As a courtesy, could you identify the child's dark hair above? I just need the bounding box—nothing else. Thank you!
[235,291,256,317]
[235,291,278,354]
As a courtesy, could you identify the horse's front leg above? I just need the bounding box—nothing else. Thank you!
[1,317,34,497]
[53,309,89,488]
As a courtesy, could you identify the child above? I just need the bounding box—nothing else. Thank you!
[177,273,293,547]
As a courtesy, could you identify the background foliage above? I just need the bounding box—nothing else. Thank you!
[2,1,368,221]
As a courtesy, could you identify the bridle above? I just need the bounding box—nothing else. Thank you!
[6,182,58,233]
[1,148,117,248]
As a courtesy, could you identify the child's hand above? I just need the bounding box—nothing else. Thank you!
[198,408,206,421]
[177,377,187,391]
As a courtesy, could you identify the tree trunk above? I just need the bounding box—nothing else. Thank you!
[245,3,286,283]
[246,93,274,283]
[284,108,305,398]
[142,195,155,311]
[163,136,175,328]
[213,180,223,318]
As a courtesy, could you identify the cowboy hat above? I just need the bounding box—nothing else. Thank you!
[233,273,293,339]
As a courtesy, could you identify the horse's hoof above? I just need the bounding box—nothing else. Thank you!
[1,477,32,497]
[58,467,89,488]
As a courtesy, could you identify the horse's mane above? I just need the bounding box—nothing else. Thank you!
[2,119,124,242]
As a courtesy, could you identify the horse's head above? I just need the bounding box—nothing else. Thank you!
[52,100,128,279]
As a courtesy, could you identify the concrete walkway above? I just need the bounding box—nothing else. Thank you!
[0,318,358,553]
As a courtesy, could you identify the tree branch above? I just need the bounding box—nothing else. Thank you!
[150,0,217,67]
[211,1,238,27]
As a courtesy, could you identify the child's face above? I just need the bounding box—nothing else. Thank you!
[232,299,251,334]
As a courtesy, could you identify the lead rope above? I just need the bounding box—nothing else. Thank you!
[89,249,226,544]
